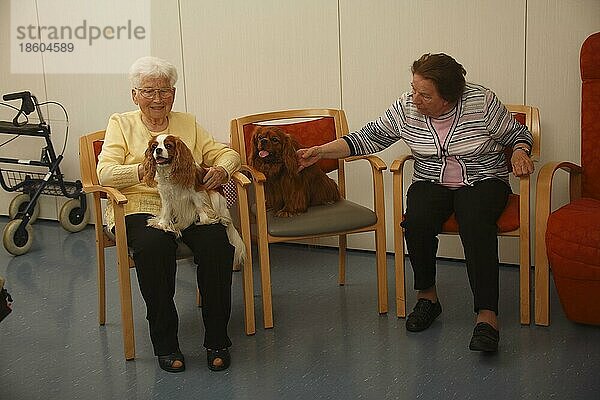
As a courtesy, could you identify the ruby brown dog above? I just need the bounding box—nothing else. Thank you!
[142,134,245,267]
[249,125,340,217]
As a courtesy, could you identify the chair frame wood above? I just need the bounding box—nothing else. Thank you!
[391,105,540,325]
[534,162,582,326]
[79,130,255,360]
[230,109,388,329]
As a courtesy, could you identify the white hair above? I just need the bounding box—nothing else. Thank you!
[128,56,178,88]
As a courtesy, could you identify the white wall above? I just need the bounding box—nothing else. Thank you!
[0,0,598,263]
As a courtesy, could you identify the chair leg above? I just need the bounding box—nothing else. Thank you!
[93,197,106,325]
[116,254,135,360]
[258,238,273,329]
[534,231,550,326]
[534,175,551,326]
[97,245,106,326]
[338,235,347,285]
[113,210,135,360]
[519,230,531,325]
[375,226,388,314]
[394,226,406,318]
[242,242,256,335]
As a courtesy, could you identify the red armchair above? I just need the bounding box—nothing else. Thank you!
[535,32,600,326]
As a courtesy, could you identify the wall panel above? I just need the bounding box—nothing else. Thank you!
[179,0,341,142]
[526,0,600,212]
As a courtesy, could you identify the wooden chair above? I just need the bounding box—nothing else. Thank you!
[391,105,541,325]
[230,109,388,329]
[78,130,255,360]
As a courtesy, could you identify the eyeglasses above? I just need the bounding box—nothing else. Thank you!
[135,87,174,99]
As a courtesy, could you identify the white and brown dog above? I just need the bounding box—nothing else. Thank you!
[142,134,245,267]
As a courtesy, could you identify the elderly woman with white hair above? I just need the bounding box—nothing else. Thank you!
[97,56,240,372]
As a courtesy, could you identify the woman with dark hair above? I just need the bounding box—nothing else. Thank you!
[297,53,534,352]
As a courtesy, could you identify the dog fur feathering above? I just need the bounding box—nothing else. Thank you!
[142,133,245,267]
[249,125,340,217]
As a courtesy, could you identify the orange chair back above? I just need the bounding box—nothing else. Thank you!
[91,139,108,199]
[242,116,338,173]
[580,32,600,200]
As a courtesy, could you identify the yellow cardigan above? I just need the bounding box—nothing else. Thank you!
[97,110,240,229]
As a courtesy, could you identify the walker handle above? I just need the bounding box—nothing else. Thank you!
[2,91,36,126]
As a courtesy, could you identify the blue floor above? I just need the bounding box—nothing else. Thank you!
[0,218,599,399]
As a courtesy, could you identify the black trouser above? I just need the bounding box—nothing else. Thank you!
[401,179,510,314]
[124,214,234,356]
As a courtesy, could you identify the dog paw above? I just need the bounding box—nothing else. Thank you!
[147,217,163,229]
[275,210,297,218]
[196,212,211,225]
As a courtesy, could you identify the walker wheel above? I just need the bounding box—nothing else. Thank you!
[59,199,90,232]
[3,219,33,256]
[8,194,40,224]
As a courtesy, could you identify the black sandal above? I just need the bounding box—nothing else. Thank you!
[157,352,186,373]
[207,348,231,371]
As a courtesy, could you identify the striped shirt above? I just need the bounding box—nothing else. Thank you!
[342,83,533,186]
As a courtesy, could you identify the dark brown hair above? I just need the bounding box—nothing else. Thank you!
[411,53,466,103]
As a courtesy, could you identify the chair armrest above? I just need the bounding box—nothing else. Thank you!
[344,155,387,171]
[537,161,583,205]
[82,184,128,204]
[390,154,414,174]
[343,155,387,219]
[240,165,266,184]
[536,161,583,234]
[390,154,414,216]
[231,171,251,187]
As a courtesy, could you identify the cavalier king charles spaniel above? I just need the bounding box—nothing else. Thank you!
[249,125,340,217]
[142,134,245,267]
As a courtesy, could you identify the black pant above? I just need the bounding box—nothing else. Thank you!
[124,214,234,356]
[401,179,510,314]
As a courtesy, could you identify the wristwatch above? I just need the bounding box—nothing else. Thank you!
[513,146,531,156]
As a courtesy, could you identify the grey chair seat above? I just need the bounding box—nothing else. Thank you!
[261,199,377,237]
[104,226,194,260]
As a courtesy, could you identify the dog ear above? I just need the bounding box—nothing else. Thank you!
[249,126,262,166]
[142,141,157,187]
[283,132,300,176]
[171,137,195,188]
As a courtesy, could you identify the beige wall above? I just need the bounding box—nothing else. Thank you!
[1,0,598,263]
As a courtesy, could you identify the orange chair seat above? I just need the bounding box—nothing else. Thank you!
[399,193,521,233]
[545,197,600,325]
[441,193,520,232]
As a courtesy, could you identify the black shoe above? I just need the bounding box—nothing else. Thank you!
[157,351,186,373]
[469,322,499,352]
[406,298,442,332]
[207,348,231,372]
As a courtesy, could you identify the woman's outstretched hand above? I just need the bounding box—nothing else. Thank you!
[296,146,321,172]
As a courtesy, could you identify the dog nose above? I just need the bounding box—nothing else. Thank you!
[156,148,163,155]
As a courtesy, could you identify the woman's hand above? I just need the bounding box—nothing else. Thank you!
[296,146,322,172]
[510,149,534,177]
[203,166,228,189]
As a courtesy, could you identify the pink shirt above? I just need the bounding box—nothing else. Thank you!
[431,109,464,188]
